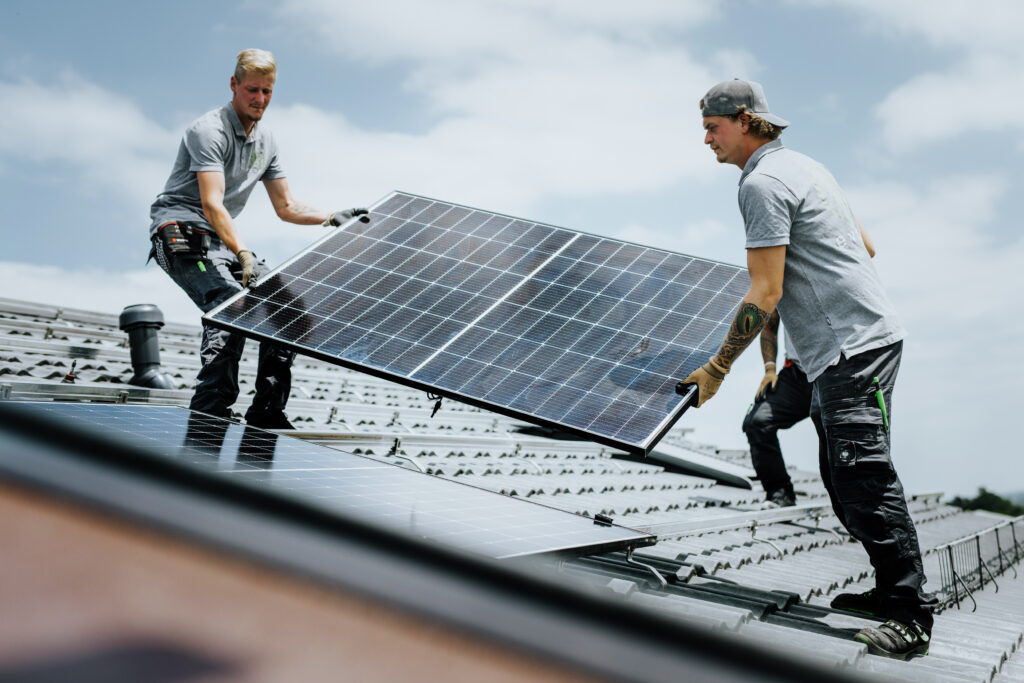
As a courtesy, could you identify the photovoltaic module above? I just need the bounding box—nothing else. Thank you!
[7,402,654,559]
[205,192,748,454]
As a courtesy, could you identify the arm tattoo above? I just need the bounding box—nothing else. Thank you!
[760,309,779,364]
[291,202,317,215]
[713,302,770,371]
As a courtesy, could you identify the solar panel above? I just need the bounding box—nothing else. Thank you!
[15,402,653,559]
[205,192,749,454]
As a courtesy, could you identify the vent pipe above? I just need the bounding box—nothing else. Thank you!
[118,304,175,390]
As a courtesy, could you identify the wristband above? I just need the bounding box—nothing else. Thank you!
[764,361,776,369]
[707,358,729,377]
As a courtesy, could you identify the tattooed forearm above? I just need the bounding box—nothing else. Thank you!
[290,202,318,215]
[760,309,779,364]
[712,302,770,371]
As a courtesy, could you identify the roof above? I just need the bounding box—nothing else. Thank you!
[2,296,1023,682]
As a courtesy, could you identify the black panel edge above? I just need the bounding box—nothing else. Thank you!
[0,400,864,683]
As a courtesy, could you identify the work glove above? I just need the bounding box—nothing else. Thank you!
[756,362,778,400]
[325,208,370,226]
[676,358,728,408]
[237,249,257,288]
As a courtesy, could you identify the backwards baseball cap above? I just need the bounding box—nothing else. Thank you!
[700,78,789,129]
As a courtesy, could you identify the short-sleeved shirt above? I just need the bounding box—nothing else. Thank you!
[738,140,904,382]
[149,103,285,236]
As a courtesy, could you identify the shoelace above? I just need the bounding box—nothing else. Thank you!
[883,620,928,645]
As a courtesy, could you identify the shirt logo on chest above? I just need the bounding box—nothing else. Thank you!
[248,147,267,171]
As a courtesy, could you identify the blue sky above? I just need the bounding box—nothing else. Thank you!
[2,0,1022,498]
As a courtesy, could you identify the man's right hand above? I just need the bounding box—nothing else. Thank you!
[237,249,257,287]
[327,208,370,226]
[756,363,778,400]
[676,359,728,408]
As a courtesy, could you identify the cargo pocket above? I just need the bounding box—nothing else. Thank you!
[822,398,894,503]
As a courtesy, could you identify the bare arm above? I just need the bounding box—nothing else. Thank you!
[711,245,786,372]
[678,245,785,406]
[857,219,876,258]
[197,171,247,254]
[263,177,329,225]
[760,308,780,366]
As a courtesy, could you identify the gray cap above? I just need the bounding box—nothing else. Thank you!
[700,78,789,129]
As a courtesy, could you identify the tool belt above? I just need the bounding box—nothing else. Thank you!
[156,220,212,259]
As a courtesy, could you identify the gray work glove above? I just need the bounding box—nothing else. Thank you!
[676,358,729,408]
[237,249,257,288]
[325,208,370,226]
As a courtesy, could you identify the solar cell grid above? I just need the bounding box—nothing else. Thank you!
[206,191,749,453]
[15,403,653,559]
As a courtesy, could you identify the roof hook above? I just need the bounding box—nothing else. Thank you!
[749,520,785,559]
[626,546,668,588]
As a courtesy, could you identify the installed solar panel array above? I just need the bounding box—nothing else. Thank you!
[11,403,654,559]
[207,192,749,453]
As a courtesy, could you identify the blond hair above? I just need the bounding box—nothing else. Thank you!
[234,49,277,82]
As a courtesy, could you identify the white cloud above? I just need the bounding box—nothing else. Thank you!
[275,0,721,65]
[794,0,1024,152]
[809,0,1024,53]
[0,261,199,325]
[263,0,743,218]
[0,74,177,204]
[845,174,1024,495]
[872,54,1024,152]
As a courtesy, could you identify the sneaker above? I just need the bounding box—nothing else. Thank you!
[245,411,295,430]
[854,619,930,660]
[767,488,795,507]
[830,587,883,616]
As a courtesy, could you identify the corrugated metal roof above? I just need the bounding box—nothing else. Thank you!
[2,297,1022,681]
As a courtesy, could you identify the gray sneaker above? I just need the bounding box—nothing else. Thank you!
[855,619,930,659]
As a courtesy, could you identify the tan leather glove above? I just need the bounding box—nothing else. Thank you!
[237,249,257,288]
[756,362,778,400]
[676,358,728,408]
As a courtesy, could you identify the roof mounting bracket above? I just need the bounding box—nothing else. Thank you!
[749,520,784,559]
[625,546,667,588]
[0,384,10,401]
[387,437,425,473]
[809,512,845,543]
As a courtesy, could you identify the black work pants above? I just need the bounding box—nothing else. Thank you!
[153,234,294,421]
[810,340,935,631]
[742,361,811,496]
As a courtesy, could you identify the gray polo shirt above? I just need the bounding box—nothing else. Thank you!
[738,140,904,382]
[149,103,285,235]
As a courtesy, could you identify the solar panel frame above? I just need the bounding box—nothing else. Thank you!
[205,191,749,454]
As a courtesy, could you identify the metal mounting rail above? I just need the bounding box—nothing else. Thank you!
[633,503,835,538]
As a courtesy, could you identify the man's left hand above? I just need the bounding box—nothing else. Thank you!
[756,365,779,400]
[326,208,370,226]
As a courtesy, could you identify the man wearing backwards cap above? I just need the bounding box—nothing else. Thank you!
[676,78,935,659]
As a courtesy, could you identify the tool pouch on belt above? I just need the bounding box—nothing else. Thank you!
[157,221,211,260]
